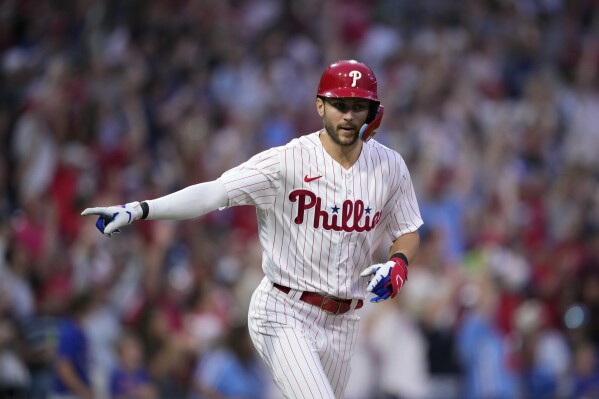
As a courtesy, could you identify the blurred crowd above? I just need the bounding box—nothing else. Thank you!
[1,0,599,398]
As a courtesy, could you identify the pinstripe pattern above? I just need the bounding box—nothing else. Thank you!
[219,131,423,299]
[220,131,423,398]
[249,277,359,399]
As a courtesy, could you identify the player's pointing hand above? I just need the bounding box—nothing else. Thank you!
[81,202,143,237]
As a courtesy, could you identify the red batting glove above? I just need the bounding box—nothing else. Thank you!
[360,256,408,303]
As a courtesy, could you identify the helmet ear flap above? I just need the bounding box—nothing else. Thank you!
[366,101,380,123]
[359,105,384,142]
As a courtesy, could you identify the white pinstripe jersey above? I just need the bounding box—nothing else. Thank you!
[219,131,423,300]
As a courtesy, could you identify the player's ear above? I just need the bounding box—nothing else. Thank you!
[316,97,325,117]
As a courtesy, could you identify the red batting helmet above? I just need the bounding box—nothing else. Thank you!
[317,60,379,101]
[317,60,384,142]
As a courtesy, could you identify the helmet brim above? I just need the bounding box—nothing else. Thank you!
[318,88,379,102]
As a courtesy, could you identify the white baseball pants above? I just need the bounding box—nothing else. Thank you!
[248,277,361,399]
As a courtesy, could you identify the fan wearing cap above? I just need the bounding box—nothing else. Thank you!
[82,60,423,399]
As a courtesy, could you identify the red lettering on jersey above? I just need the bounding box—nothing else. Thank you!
[289,189,316,224]
[342,200,354,232]
[353,200,366,232]
[371,211,381,227]
[289,189,381,232]
[313,197,328,229]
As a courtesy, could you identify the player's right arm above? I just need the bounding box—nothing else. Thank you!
[82,145,282,237]
[81,179,228,237]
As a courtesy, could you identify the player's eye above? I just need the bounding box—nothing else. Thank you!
[330,101,349,112]
[352,104,368,112]
[327,100,369,114]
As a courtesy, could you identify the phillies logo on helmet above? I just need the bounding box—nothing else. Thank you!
[317,60,379,101]
[349,70,362,87]
[289,189,381,232]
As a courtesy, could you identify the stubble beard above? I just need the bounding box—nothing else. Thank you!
[324,120,360,147]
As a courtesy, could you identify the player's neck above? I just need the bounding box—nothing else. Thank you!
[319,130,363,170]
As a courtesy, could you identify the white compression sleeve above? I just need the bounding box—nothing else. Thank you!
[145,179,229,220]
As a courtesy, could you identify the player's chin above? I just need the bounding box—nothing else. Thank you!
[338,128,359,144]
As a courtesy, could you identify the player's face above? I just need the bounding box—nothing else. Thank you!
[317,98,370,147]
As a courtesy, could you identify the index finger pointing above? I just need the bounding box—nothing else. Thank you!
[81,207,112,217]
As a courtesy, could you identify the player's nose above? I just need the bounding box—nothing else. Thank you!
[342,111,354,121]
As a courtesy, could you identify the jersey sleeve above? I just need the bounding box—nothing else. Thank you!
[219,147,281,210]
[387,156,423,238]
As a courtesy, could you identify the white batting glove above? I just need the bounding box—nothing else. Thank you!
[360,257,408,303]
[81,201,143,237]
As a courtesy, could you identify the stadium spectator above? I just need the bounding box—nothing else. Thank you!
[1,0,599,397]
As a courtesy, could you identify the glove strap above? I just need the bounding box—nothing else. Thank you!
[140,201,149,219]
[390,252,408,266]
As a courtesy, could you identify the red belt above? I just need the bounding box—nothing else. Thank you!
[273,283,363,315]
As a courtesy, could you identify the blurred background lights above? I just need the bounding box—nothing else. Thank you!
[564,305,586,330]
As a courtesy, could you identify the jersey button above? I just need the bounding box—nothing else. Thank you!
[347,190,352,195]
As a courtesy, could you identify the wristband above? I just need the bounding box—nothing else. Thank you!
[390,252,408,266]
[140,201,149,219]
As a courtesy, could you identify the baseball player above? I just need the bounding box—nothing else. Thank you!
[82,60,423,399]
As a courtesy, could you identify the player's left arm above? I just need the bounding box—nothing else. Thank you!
[387,230,420,265]
[360,230,420,302]
[360,152,423,302]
